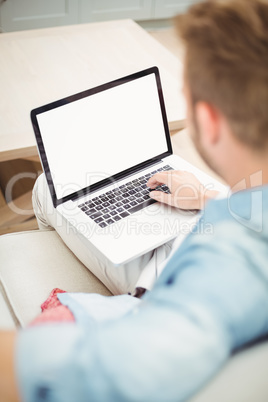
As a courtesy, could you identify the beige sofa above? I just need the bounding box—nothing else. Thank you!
[1,229,268,401]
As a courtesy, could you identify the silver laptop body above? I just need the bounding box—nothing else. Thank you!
[31,67,225,266]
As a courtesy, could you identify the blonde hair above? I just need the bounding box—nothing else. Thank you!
[174,0,268,150]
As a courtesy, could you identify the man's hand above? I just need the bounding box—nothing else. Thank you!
[0,331,20,402]
[147,170,219,210]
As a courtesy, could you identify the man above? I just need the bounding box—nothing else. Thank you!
[1,0,268,401]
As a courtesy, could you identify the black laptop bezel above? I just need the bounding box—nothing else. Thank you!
[31,66,173,208]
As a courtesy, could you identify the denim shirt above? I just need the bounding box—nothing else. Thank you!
[16,186,268,402]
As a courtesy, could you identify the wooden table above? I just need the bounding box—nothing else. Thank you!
[0,19,186,162]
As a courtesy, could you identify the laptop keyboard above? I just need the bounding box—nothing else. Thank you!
[78,165,173,228]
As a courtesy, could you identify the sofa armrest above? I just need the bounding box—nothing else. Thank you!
[0,230,112,327]
[0,287,16,329]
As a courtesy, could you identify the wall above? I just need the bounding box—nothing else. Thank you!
[0,0,200,32]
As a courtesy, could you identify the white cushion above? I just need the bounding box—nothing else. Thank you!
[190,339,268,402]
[0,230,112,327]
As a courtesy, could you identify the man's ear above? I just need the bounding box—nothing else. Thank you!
[195,102,220,145]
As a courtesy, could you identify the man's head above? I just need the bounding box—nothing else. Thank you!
[174,0,268,184]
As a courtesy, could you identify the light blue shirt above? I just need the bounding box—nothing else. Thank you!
[16,186,268,402]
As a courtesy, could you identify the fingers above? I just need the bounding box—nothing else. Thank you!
[147,172,173,207]
[147,169,205,210]
[147,172,171,189]
[149,190,174,207]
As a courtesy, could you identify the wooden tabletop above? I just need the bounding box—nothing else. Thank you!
[0,19,186,162]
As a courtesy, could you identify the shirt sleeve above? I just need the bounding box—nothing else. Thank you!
[16,221,268,402]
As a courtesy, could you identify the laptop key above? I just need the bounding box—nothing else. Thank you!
[161,185,171,193]
[86,208,97,214]
[99,222,107,228]
[85,201,95,208]
[120,211,129,218]
[140,184,148,189]
[127,184,135,190]
[128,198,157,214]
[163,165,174,170]
[106,218,114,225]
[94,217,104,224]
[113,215,121,221]
[90,211,102,219]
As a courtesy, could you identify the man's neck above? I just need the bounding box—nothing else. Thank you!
[226,152,268,192]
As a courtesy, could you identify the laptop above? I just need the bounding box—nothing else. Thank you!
[31,66,226,266]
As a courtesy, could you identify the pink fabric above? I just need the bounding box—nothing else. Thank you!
[30,288,75,326]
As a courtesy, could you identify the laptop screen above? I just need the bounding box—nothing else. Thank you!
[32,67,172,205]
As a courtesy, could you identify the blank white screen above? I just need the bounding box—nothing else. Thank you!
[37,73,168,199]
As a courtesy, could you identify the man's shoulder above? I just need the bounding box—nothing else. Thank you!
[181,185,268,272]
[158,185,268,284]
[201,185,268,234]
